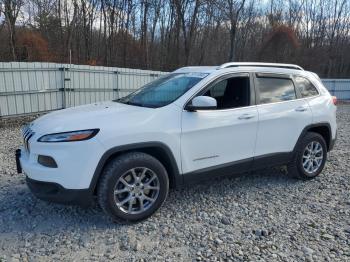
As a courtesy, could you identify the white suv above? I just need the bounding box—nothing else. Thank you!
[16,62,337,222]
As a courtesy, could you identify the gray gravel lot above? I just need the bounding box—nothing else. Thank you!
[0,105,349,262]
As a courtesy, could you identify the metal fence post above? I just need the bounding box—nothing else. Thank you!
[59,67,66,109]
[114,71,120,100]
[59,66,72,109]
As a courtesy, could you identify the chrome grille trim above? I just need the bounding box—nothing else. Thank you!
[21,125,35,152]
[24,130,31,140]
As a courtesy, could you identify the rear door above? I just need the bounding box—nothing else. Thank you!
[253,73,313,165]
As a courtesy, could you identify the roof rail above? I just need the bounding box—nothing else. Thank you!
[218,62,304,71]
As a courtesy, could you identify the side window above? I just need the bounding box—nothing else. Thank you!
[295,76,319,97]
[256,77,296,104]
[202,76,250,109]
[210,80,227,97]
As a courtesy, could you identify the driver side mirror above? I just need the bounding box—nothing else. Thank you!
[185,96,217,111]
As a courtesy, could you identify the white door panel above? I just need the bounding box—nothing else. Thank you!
[181,106,258,174]
[255,99,312,156]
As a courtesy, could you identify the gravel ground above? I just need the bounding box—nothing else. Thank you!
[0,105,349,262]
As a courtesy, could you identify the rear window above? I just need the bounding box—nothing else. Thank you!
[295,76,319,97]
[256,77,296,104]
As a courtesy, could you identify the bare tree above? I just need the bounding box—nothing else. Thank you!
[218,0,246,61]
[3,0,24,60]
[174,0,201,64]
[0,0,349,77]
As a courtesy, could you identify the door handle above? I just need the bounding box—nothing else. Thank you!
[238,114,255,120]
[295,106,307,112]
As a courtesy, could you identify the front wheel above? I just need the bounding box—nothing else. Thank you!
[97,152,169,223]
[288,132,327,180]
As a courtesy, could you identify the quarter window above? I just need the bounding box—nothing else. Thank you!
[257,77,296,104]
[295,76,319,97]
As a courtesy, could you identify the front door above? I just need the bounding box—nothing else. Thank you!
[180,73,258,181]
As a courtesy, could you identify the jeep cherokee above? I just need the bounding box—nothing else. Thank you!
[16,62,337,222]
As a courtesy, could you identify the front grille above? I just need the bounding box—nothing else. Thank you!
[22,125,35,152]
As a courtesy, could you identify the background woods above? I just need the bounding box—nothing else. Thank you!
[0,0,349,77]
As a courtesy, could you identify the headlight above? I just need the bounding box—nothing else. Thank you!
[38,129,99,142]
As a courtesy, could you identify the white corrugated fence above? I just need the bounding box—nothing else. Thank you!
[0,62,349,117]
[321,79,350,100]
[0,62,166,117]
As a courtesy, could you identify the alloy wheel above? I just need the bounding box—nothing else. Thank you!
[113,167,160,214]
[302,141,324,174]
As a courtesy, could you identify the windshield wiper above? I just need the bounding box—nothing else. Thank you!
[114,99,158,108]
[125,101,144,107]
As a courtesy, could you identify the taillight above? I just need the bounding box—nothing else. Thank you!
[332,96,337,105]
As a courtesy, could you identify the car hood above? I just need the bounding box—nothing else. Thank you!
[31,101,155,135]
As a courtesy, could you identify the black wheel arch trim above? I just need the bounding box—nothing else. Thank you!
[294,122,334,152]
[88,142,183,194]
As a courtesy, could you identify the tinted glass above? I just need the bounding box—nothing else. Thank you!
[202,76,250,109]
[257,77,296,104]
[116,73,208,108]
[210,80,227,97]
[295,76,319,97]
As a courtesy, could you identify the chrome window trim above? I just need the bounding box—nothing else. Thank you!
[190,104,258,113]
[255,95,321,107]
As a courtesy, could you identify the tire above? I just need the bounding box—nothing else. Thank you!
[287,132,327,180]
[97,152,169,223]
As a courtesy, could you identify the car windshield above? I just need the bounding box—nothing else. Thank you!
[115,72,208,108]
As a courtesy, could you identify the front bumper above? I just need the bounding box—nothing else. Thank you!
[16,134,105,206]
[16,148,94,206]
[17,134,105,189]
[26,176,93,206]
[16,145,98,206]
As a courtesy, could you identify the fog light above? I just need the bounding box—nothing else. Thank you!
[38,155,58,168]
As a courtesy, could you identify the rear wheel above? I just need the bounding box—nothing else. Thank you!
[97,152,169,223]
[288,132,327,179]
